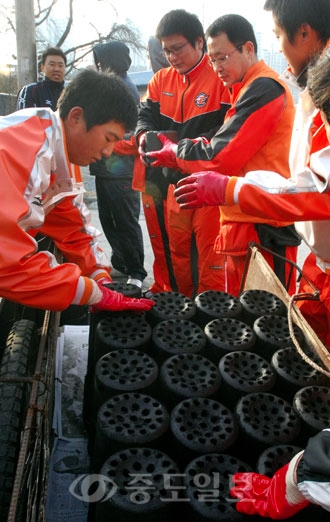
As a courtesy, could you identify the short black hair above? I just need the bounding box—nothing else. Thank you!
[264,0,330,44]
[156,9,206,52]
[58,68,137,131]
[307,50,330,124]
[41,47,67,66]
[206,14,258,55]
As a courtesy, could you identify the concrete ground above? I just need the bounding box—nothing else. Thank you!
[81,167,309,294]
[82,167,155,292]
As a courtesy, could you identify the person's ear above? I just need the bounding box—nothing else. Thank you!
[299,23,311,39]
[244,41,255,56]
[67,107,85,129]
[196,35,204,51]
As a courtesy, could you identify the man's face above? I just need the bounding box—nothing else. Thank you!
[207,33,251,88]
[64,108,126,166]
[272,17,310,77]
[160,33,204,75]
[41,54,66,83]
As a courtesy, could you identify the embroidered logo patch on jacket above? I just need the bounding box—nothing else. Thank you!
[195,92,209,107]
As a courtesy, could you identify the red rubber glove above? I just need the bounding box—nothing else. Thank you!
[90,283,155,313]
[146,133,178,169]
[230,461,309,519]
[174,171,230,209]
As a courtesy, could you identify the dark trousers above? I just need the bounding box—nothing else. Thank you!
[95,176,147,281]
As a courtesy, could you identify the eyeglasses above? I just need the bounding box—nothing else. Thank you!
[208,43,245,67]
[161,41,190,58]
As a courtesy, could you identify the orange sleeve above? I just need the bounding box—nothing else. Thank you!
[132,157,147,192]
[239,184,330,222]
[113,134,139,156]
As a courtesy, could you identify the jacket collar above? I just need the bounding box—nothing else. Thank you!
[43,76,65,88]
[181,53,208,83]
[230,60,267,100]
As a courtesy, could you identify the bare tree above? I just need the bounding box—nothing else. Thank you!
[57,21,144,76]
[0,0,145,77]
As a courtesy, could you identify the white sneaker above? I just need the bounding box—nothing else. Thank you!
[127,278,143,289]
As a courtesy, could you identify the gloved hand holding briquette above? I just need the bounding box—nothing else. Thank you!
[86,278,154,313]
[144,133,178,169]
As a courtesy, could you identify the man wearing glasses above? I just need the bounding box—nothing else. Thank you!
[146,14,299,297]
[136,9,230,299]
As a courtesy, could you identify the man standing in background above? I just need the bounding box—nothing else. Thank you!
[17,46,67,111]
[90,41,147,294]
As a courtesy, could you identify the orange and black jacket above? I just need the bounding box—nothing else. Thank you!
[175,60,295,226]
[135,53,230,156]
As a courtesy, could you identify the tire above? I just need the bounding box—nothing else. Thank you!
[0,319,38,521]
[0,297,44,350]
[0,299,24,349]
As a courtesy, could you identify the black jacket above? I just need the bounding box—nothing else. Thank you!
[17,77,65,111]
[90,41,140,180]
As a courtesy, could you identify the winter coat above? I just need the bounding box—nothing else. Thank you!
[90,41,139,180]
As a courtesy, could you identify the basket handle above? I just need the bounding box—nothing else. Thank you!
[288,294,330,378]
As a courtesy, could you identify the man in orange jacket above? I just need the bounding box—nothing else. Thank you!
[0,68,154,314]
[136,9,230,298]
